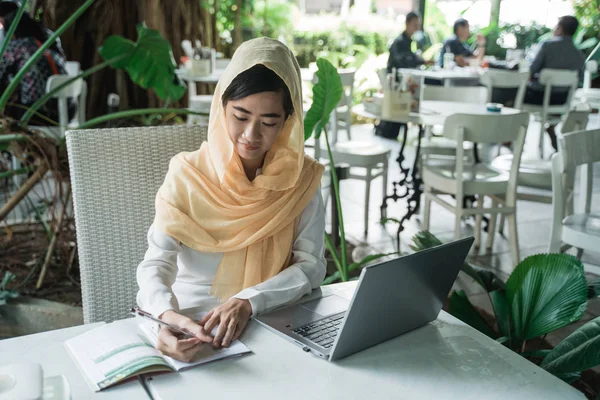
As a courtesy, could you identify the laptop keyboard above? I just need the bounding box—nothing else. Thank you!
[292,314,345,349]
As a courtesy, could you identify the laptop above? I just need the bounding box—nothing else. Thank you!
[255,237,474,361]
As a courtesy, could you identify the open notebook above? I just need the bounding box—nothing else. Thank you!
[65,311,251,391]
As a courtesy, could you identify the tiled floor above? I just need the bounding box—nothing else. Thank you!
[319,114,600,345]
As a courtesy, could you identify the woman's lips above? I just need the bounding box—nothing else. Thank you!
[240,143,259,151]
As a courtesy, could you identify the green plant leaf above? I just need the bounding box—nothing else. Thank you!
[303,58,343,141]
[490,290,511,337]
[578,37,599,51]
[496,336,510,345]
[99,36,135,68]
[448,291,497,339]
[99,23,185,101]
[541,317,600,377]
[409,230,443,251]
[506,254,587,341]
[0,271,19,305]
[409,231,504,292]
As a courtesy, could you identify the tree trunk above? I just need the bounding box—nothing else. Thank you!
[233,0,243,51]
[490,0,501,27]
[211,0,219,51]
[38,0,216,118]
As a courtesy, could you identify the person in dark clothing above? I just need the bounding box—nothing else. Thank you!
[524,15,586,150]
[387,12,425,72]
[0,4,75,123]
[439,19,486,68]
[376,12,425,139]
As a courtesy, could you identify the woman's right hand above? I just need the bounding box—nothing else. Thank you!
[156,310,213,362]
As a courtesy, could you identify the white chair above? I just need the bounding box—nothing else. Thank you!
[30,75,86,138]
[480,70,529,109]
[66,125,208,323]
[522,69,579,159]
[491,111,589,236]
[64,61,81,77]
[583,60,598,90]
[422,112,530,266]
[327,142,390,235]
[420,85,489,161]
[333,69,356,141]
[549,128,600,256]
[575,61,600,110]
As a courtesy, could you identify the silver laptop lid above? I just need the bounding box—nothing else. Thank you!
[329,237,474,361]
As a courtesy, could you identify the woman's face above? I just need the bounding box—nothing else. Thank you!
[225,90,287,164]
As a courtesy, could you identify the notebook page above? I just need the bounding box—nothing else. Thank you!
[65,320,171,391]
[139,311,251,372]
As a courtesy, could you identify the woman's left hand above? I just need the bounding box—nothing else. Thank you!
[201,298,252,348]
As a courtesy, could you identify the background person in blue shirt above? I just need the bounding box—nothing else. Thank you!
[439,19,486,68]
[524,15,585,151]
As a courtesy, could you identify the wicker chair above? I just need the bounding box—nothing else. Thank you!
[66,125,207,323]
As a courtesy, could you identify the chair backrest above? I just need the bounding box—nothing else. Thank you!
[422,85,488,104]
[443,112,530,144]
[444,112,530,204]
[539,69,579,112]
[65,61,81,76]
[559,110,590,135]
[480,70,529,109]
[46,75,84,135]
[554,128,600,214]
[66,125,208,323]
[583,60,598,90]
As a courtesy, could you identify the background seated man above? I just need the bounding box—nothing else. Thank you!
[377,11,428,139]
[439,18,486,68]
[524,15,585,150]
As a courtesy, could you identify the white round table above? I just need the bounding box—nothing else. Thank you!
[398,68,483,87]
[352,101,521,126]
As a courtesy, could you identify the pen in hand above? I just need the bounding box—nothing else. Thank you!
[130,306,197,339]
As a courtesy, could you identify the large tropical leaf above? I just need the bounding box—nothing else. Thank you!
[506,254,587,341]
[99,23,185,101]
[303,58,343,141]
[448,290,497,338]
[490,289,511,338]
[541,317,600,377]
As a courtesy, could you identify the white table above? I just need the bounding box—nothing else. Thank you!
[353,101,521,126]
[146,282,582,400]
[0,322,150,399]
[399,67,482,87]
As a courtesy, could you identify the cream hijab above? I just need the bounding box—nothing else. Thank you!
[154,38,324,301]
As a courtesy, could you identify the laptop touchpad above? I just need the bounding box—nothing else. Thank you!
[300,296,349,317]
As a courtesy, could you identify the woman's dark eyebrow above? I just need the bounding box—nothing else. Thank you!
[232,106,281,118]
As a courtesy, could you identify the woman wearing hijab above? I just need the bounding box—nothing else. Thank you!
[137,38,326,362]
